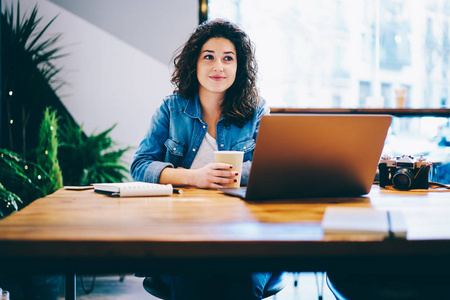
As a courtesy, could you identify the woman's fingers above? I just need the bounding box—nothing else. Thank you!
[213,162,234,170]
[213,169,239,178]
[192,163,239,188]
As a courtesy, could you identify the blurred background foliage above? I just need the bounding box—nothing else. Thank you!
[58,122,130,186]
[0,2,130,218]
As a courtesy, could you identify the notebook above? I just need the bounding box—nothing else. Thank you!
[93,182,174,197]
[219,114,392,200]
[321,207,407,239]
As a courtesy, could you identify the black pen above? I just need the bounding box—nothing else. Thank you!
[173,188,183,195]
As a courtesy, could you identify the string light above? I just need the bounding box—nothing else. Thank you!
[50,126,54,131]
[25,165,29,170]
[10,119,13,124]
[9,91,13,96]
[45,150,48,155]
[37,175,42,180]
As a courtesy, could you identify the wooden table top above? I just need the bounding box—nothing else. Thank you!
[1,185,450,273]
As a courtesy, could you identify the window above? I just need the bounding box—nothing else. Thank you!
[208,0,450,109]
[208,0,450,183]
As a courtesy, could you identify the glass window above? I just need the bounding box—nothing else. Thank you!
[208,0,450,183]
[208,0,450,109]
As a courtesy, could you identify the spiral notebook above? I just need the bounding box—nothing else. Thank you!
[93,182,174,197]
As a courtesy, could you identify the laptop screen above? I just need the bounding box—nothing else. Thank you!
[243,114,392,200]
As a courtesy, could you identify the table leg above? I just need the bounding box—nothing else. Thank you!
[66,273,76,300]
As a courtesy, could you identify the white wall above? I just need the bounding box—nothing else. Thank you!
[48,0,197,66]
[3,0,199,167]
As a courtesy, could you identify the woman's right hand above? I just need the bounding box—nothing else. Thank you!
[188,163,239,189]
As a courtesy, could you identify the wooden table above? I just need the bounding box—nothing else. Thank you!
[1,186,450,298]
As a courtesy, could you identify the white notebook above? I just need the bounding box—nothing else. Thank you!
[92,182,173,197]
[321,207,407,239]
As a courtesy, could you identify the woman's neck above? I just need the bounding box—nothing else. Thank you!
[199,90,224,138]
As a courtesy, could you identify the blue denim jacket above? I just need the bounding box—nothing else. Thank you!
[130,93,269,185]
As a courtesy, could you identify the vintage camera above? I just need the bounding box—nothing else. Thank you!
[378,154,431,190]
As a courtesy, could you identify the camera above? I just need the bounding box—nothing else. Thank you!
[378,154,431,190]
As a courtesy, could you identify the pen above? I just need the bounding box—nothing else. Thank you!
[173,188,183,195]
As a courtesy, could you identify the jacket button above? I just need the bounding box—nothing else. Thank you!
[193,149,196,152]
[243,146,246,149]
[220,144,224,147]
[173,148,176,151]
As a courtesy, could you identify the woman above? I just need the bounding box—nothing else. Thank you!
[131,19,283,300]
[130,18,269,188]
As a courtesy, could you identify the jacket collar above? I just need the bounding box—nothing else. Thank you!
[183,94,202,119]
[183,93,226,123]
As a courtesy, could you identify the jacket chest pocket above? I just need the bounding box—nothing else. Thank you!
[164,138,185,157]
[231,139,255,153]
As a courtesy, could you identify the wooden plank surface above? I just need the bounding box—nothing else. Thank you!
[2,186,450,242]
[1,186,450,273]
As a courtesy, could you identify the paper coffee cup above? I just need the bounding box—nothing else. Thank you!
[214,151,244,188]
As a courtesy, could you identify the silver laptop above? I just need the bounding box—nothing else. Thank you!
[219,114,392,200]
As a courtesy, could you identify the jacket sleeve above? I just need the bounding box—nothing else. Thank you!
[130,100,174,183]
[240,99,270,186]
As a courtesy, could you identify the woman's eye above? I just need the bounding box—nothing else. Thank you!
[204,54,214,60]
[224,56,234,61]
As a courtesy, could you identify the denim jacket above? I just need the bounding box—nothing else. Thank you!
[130,93,269,185]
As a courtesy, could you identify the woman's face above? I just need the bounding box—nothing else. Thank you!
[196,37,237,99]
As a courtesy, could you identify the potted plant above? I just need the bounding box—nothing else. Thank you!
[1,1,69,156]
[1,2,130,218]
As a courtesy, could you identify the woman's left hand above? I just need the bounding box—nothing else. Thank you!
[187,163,238,189]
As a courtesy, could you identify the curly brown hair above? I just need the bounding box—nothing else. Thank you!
[171,19,259,128]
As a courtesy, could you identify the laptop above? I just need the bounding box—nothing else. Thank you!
[219,114,392,200]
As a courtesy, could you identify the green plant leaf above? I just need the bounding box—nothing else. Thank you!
[0,183,21,219]
[0,148,48,207]
[36,107,63,194]
[58,123,130,186]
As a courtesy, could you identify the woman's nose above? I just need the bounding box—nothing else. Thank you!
[213,61,224,72]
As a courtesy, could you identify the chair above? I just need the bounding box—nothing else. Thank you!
[143,276,170,299]
[143,272,286,299]
[262,272,287,298]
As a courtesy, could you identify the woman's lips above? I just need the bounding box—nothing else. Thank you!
[210,76,226,81]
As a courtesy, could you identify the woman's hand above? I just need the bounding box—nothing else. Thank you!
[188,163,239,189]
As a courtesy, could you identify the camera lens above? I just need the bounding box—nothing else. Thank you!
[392,169,414,190]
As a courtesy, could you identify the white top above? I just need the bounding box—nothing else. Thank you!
[190,132,218,169]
